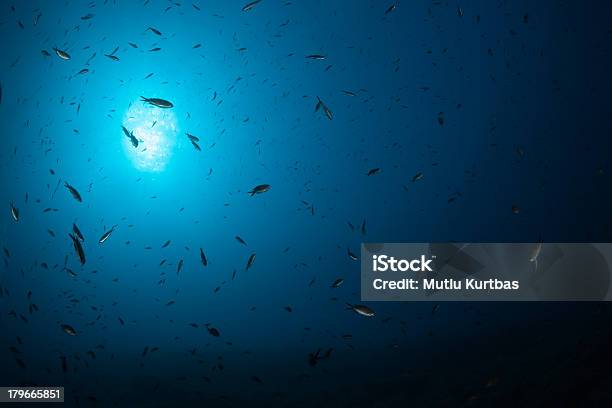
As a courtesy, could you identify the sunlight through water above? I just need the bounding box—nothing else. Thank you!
[122,102,179,172]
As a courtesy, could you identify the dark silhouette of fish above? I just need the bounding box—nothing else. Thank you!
[69,233,86,265]
[186,133,200,142]
[121,126,139,148]
[315,96,333,120]
[242,0,262,12]
[347,249,358,261]
[146,27,162,36]
[53,47,70,60]
[98,225,117,244]
[346,303,375,317]
[61,324,77,336]
[248,184,270,196]
[206,325,220,337]
[64,182,82,202]
[245,253,256,270]
[10,203,18,222]
[200,248,208,267]
[140,96,173,108]
[308,349,321,366]
[72,223,84,242]
[331,278,344,288]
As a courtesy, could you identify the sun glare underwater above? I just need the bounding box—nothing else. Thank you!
[122,102,179,172]
[1,0,612,407]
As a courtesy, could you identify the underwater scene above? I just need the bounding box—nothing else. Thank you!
[1,0,612,406]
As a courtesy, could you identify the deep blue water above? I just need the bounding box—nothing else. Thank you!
[1,0,612,407]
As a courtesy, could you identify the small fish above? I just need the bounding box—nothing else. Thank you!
[308,349,322,366]
[366,168,381,176]
[331,278,344,288]
[384,4,396,15]
[412,172,423,182]
[53,47,71,60]
[529,242,543,271]
[99,225,117,244]
[206,325,220,337]
[69,233,86,265]
[315,96,333,120]
[305,54,326,60]
[64,182,82,202]
[81,13,94,20]
[242,0,262,12]
[432,304,440,315]
[141,96,173,108]
[200,248,208,267]
[248,184,270,196]
[191,140,201,151]
[346,303,375,317]
[186,133,200,142]
[122,126,138,148]
[61,324,77,336]
[147,27,162,36]
[161,240,171,248]
[10,203,19,222]
[347,249,358,261]
[177,259,184,275]
[104,54,119,61]
[72,223,84,242]
[235,236,247,246]
[245,253,256,270]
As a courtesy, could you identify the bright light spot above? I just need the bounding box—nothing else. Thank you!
[122,103,178,172]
